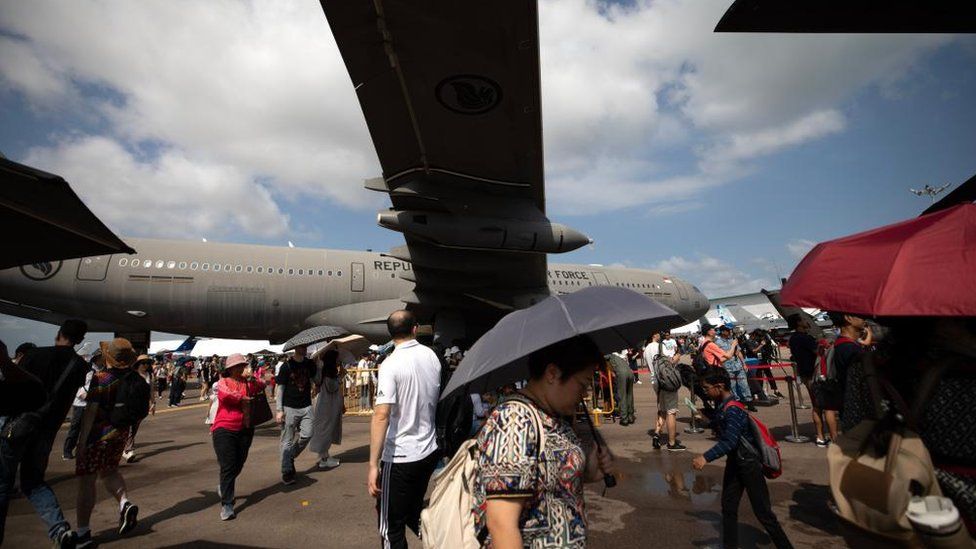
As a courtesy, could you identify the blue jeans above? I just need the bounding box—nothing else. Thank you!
[0,417,71,544]
[280,406,313,474]
[726,368,753,402]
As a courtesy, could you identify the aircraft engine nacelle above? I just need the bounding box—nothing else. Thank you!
[304,299,405,344]
[377,211,590,254]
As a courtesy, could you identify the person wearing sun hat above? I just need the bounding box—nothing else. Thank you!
[715,324,755,411]
[74,338,140,548]
[211,353,267,521]
[121,355,157,463]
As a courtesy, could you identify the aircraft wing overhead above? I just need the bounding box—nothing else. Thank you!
[320,1,588,322]
[321,0,544,209]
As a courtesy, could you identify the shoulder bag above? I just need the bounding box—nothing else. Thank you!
[247,380,273,427]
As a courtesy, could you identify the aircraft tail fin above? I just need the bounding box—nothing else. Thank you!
[725,305,759,322]
[173,336,198,354]
[761,289,824,339]
[716,304,736,325]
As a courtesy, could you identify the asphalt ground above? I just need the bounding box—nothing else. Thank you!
[4,377,885,548]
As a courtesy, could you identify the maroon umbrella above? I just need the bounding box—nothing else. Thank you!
[780,204,976,317]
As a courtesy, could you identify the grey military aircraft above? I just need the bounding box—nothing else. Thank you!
[0,1,708,345]
[0,239,707,344]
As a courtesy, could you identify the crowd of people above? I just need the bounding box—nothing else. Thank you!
[1,301,972,548]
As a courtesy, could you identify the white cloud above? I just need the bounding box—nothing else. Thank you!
[651,254,775,297]
[0,0,961,227]
[700,110,846,174]
[786,238,817,259]
[536,0,953,212]
[24,136,290,239]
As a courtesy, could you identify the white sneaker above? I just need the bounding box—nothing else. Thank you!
[122,450,135,463]
[317,456,340,469]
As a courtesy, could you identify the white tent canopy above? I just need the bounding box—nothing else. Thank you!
[147,339,187,354]
[190,338,283,357]
[147,338,282,357]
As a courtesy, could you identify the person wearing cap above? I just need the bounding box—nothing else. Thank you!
[121,355,157,463]
[694,322,737,417]
[714,324,755,411]
[74,338,141,547]
[211,353,266,521]
[1,319,90,548]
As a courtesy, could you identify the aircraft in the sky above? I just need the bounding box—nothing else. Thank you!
[0,1,709,345]
[910,183,952,201]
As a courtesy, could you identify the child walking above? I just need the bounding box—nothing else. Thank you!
[692,369,792,549]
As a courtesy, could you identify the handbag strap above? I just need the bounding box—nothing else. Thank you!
[506,396,547,459]
[864,350,947,473]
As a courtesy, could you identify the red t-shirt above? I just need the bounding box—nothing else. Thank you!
[702,341,725,367]
[211,377,266,433]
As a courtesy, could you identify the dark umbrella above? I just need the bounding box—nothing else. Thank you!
[443,286,684,490]
[442,286,685,400]
[282,325,349,352]
[0,157,135,269]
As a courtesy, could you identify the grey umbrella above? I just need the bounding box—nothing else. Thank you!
[282,325,349,352]
[441,286,685,400]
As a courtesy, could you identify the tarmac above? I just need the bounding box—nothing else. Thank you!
[4,376,885,548]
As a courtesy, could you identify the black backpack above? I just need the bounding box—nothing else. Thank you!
[435,359,475,460]
[692,341,716,376]
[109,370,151,428]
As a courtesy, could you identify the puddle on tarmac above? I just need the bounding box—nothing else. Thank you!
[632,466,721,507]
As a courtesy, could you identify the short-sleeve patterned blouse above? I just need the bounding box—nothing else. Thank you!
[472,394,587,548]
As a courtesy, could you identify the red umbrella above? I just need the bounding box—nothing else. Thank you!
[781,204,976,317]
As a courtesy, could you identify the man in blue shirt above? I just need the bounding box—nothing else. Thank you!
[715,325,755,411]
[693,370,792,549]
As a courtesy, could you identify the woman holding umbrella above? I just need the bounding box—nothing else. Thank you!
[781,203,976,540]
[472,336,615,548]
[435,286,683,547]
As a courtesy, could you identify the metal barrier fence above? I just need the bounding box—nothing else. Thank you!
[340,367,378,416]
[340,365,621,421]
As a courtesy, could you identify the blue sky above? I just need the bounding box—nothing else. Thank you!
[1,1,975,346]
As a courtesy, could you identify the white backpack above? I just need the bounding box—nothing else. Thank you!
[420,398,544,549]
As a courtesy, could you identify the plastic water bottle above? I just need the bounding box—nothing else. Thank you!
[905,495,972,548]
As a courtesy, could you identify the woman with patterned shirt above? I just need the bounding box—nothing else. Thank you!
[473,336,616,548]
[74,338,141,548]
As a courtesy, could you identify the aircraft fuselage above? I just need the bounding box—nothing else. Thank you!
[0,238,708,343]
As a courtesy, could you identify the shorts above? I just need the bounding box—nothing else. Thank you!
[76,435,127,476]
[657,389,679,414]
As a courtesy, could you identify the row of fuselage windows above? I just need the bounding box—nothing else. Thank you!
[617,282,664,290]
[118,257,343,278]
[549,279,666,291]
